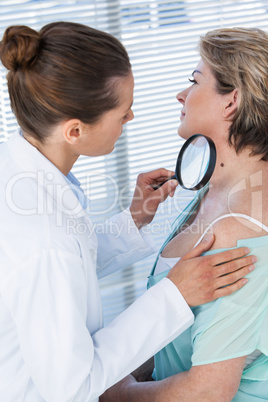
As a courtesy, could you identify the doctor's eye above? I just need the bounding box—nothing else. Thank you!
[123,113,130,122]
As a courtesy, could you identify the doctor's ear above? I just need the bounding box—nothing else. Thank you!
[223,88,240,119]
[61,119,83,145]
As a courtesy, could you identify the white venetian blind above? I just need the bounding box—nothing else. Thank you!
[0,0,268,324]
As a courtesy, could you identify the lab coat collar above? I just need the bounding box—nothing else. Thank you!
[7,130,88,219]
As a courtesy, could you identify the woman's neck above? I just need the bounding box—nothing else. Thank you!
[23,131,78,176]
[208,140,265,193]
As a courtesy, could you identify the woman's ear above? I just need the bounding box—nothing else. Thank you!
[223,88,240,119]
[61,119,83,145]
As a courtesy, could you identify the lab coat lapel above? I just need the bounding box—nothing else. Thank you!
[7,131,88,220]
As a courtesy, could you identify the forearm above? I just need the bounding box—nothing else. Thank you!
[126,371,204,402]
[110,370,234,402]
[96,208,156,278]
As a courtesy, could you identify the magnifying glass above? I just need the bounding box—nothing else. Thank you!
[156,134,216,191]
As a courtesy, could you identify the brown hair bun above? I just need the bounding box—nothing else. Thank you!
[0,21,131,142]
[0,25,41,72]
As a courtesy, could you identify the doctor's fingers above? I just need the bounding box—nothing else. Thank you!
[209,255,257,295]
[213,257,256,288]
[201,255,257,302]
[213,253,257,277]
[209,246,252,267]
[212,276,249,300]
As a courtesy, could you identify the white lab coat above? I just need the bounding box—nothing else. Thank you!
[0,132,194,401]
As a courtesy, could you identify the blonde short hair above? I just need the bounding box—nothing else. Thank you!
[199,27,268,160]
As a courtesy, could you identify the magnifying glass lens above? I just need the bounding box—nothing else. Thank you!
[179,136,212,189]
[155,134,216,191]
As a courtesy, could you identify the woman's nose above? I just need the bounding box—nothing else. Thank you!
[176,87,188,104]
[128,109,134,122]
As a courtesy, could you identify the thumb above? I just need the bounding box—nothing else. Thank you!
[155,179,178,198]
[182,234,215,260]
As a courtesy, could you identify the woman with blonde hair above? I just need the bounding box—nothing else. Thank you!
[101,27,268,401]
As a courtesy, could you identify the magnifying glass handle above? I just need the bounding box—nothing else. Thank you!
[152,174,176,190]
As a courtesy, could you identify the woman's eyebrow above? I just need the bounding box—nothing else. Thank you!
[192,69,202,76]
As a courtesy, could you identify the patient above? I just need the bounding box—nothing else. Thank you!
[100,27,268,401]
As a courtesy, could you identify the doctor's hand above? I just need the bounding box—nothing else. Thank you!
[167,234,256,307]
[129,168,178,229]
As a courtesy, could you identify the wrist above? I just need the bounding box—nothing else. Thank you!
[129,206,145,229]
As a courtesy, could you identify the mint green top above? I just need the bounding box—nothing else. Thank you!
[148,186,268,401]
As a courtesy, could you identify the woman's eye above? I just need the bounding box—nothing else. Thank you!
[188,78,197,84]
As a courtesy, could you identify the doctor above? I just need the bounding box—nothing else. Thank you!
[0,22,255,401]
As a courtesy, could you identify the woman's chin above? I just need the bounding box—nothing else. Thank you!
[177,130,193,140]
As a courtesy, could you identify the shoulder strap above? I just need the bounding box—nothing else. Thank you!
[194,213,268,248]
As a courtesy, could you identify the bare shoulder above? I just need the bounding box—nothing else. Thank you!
[208,215,268,251]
